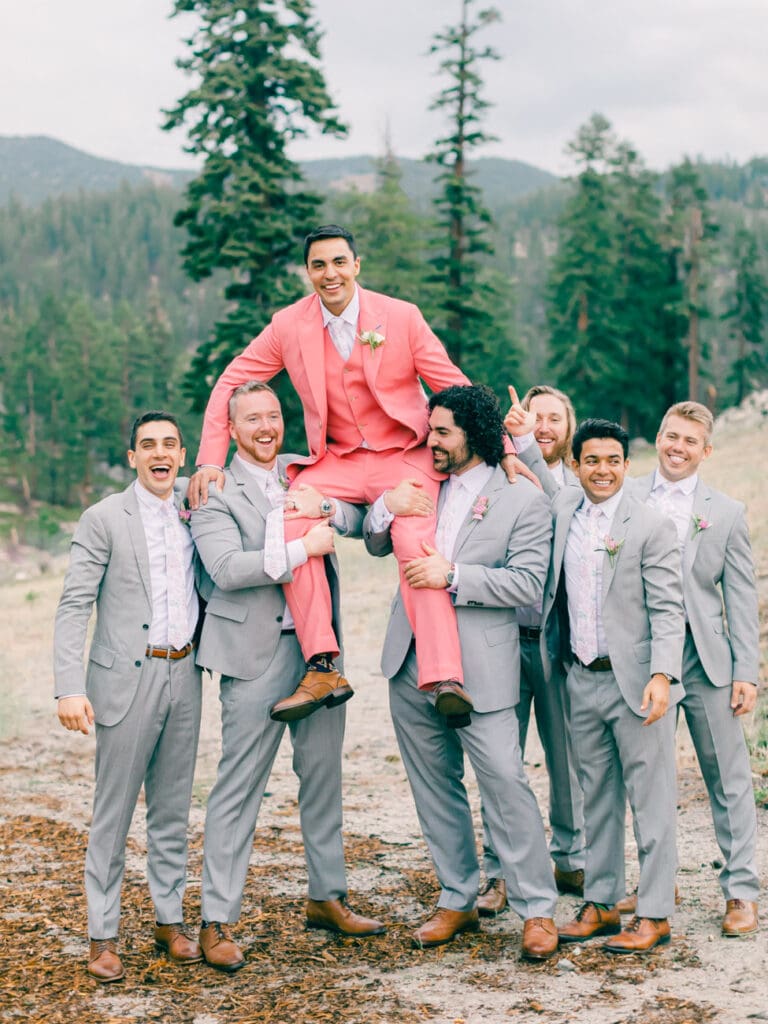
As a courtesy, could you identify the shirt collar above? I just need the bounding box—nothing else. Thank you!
[579,486,624,520]
[548,460,566,487]
[232,452,280,486]
[320,285,360,328]
[448,460,493,495]
[652,467,698,495]
[134,479,176,514]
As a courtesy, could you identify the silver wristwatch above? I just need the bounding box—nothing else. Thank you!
[319,498,333,517]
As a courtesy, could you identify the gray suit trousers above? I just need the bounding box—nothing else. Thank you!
[86,654,201,938]
[483,635,585,877]
[566,662,678,918]
[679,633,759,899]
[390,649,557,920]
[201,633,347,924]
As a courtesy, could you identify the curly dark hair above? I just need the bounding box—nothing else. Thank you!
[572,418,629,461]
[428,385,505,466]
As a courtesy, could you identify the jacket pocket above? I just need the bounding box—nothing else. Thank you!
[89,643,115,669]
[484,620,516,648]
[633,638,651,664]
[206,597,248,623]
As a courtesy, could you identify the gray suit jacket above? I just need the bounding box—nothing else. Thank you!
[542,488,685,716]
[364,467,552,713]
[191,455,360,680]
[516,441,581,500]
[631,473,759,686]
[53,479,197,727]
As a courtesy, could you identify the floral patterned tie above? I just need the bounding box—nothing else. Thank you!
[574,504,603,666]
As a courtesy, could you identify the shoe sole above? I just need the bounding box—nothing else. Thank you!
[87,968,125,983]
[603,933,671,954]
[521,945,558,962]
[270,687,354,722]
[306,921,387,937]
[435,693,473,716]
[154,942,204,964]
[478,904,508,919]
[412,923,480,949]
[201,955,246,972]
[558,924,621,943]
[722,926,758,937]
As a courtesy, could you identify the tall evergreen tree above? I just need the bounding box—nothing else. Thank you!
[724,226,767,403]
[163,0,346,449]
[425,0,516,383]
[664,159,718,403]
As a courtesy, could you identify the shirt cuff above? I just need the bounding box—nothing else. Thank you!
[287,539,308,570]
[368,494,395,533]
[511,431,535,454]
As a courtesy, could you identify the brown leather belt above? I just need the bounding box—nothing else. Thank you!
[574,654,612,672]
[146,642,195,660]
[518,626,541,641]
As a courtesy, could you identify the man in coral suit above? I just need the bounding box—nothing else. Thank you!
[190,224,518,725]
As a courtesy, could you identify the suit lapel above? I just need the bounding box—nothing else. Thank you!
[357,287,387,390]
[123,484,152,605]
[297,296,328,424]
[230,458,273,519]
[685,480,713,574]
[451,466,505,559]
[602,493,632,598]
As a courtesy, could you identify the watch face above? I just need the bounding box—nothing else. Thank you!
[320,499,332,515]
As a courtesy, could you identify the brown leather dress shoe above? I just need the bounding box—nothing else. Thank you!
[554,866,585,896]
[199,922,246,972]
[477,878,508,917]
[87,939,125,983]
[305,898,386,937]
[522,917,559,960]
[615,884,681,915]
[721,899,758,937]
[412,908,480,949]
[433,680,474,717]
[270,670,353,722]
[603,915,670,953]
[154,923,203,963]
[558,902,621,943]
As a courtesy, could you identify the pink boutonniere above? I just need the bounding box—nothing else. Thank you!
[358,324,385,352]
[178,506,192,526]
[471,496,489,522]
[691,514,712,539]
[598,535,624,567]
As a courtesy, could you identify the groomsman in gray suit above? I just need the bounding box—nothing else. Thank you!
[552,419,685,953]
[616,401,760,936]
[364,384,560,961]
[191,381,384,972]
[55,412,204,982]
[475,384,586,918]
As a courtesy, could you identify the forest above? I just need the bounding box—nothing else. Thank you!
[1,0,766,531]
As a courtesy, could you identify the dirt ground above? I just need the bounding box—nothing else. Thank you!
[1,515,766,1024]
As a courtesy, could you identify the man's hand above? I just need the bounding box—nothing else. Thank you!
[404,543,452,589]
[383,479,435,518]
[500,453,543,490]
[301,519,336,558]
[731,680,757,717]
[58,695,95,735]
[503,385,537,438]
[640,674,671,726]
[187,467,225,509]
[284,484,333,520]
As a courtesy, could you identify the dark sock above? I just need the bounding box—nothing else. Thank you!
[308,653,334,672]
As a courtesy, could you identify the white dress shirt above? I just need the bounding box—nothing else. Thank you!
[563,488,624,660]
[646,468,698,555]
[134,481,198,647]
[320,286,360,362]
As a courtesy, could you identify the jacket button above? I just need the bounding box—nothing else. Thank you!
[276,615,283,623]
[142,624,149,630]
[135,660,142,668]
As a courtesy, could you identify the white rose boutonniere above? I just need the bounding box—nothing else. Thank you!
[358,325,385,352]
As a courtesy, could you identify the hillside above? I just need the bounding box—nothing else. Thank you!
[0,135,556,208]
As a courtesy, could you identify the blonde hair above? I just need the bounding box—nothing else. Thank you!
[522,384,577,452]
[228,380,279,421]
[658,401,714,444]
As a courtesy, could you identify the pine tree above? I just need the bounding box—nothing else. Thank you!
[724,226,767,403]
[163,0,346,450]
[425,0,516,384]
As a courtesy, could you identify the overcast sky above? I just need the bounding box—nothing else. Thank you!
[2,0,766,176]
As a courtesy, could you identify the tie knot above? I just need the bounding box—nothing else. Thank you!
[587,503,602,519]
